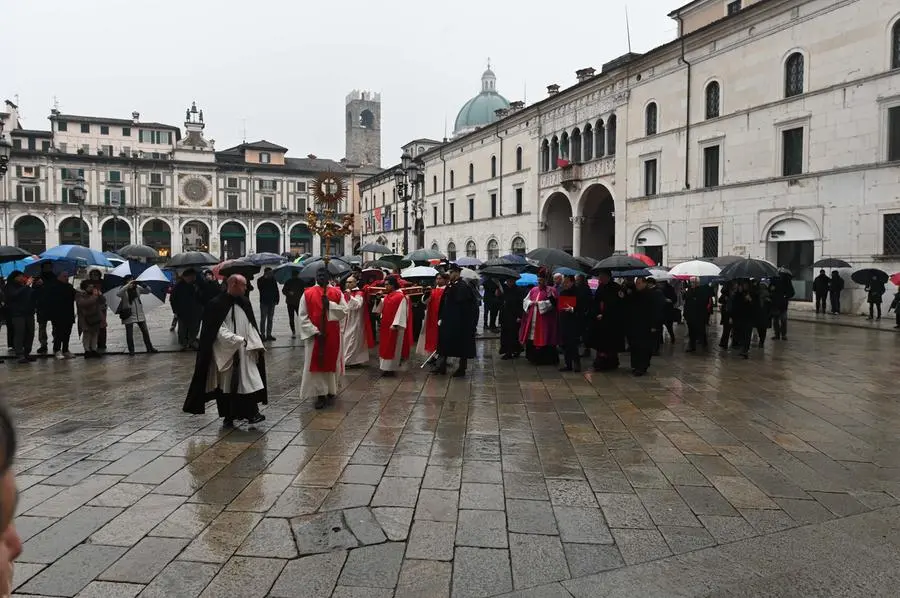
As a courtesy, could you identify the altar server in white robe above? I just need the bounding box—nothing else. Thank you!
[298,268,349,409]
[373,275,413,377]
[342,275,375,367]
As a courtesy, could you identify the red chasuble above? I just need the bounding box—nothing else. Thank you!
[346,289,375,348]
[304,285,343,372]
[423,286,445,353]
[379,290,413,360]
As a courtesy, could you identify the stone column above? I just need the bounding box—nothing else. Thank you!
[570,216,585,258]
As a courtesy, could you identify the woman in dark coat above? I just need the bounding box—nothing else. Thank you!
[497,277,524,359]
[588,271,624,371]
[435,265,479,377]
[865,276,886,320]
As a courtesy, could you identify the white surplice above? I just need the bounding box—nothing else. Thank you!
[373,295,408,372]
[205,304,266,395]
[343,292,370,366]
[297,290,349,400]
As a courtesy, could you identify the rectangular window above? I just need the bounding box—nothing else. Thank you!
[263,196,274,212]
[81,144,90,154]
[433,176,437,194]
[103,145,113,156]
[16,186,40,203]
[433,205,438,226]
[296,197,305,212]
[490,193,497,218]
[889,106,900,162]
[702,226,719,257]
[782,127,804,176]
[468,197,475,221]
[108,171,121,183]
[150,190,162,208]
[60,168,85,180]
[295,181,306,192]
[80,123,90,133]
[644,159,658,196]
[100,125,109,135]
[41,140,50,152]
[227,177,238,189]
[259,180,276,191]
[450,171,455,189]
[450,204,455,224]
[727,0,741,15]
[122,127,131,137]
[884,214,900,255]
[57,121,68,132]
[58,142,67,153]
[122,146,130,157]
[227,194,238,211]
[515,188,523,214]
[259,152,271,164]
[27,138,36,151]
[12,139,21,150]
[61,187,69,203]
[150,172,163,185]
[703,145,720,187]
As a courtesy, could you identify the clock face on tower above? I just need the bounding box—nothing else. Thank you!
[179,175,212,206]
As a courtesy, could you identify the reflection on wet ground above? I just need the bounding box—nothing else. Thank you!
[4,319,900,597]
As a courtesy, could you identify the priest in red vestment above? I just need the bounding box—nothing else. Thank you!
[373,276,413,377]
[417,272,448,360]
[298,268,349,409]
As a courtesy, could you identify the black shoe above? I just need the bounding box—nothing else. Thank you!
[128,351,135,356]
[37,346,48,355]
[740,353,749,359]
[451,369,466,378]
[314,396,328,409]
[16,357,29,364]
[326,394,336,406]
[500,354,511,360]
[573,363,581,373]
[781,336,787,341]
[246,413,265,424]
[268,336,277,341]
[223,419,235,428]
[27,355,37,362]
[148,347,159,354]
[381,370,397,378]
[686,346,696,353]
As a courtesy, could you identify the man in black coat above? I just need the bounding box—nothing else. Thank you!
[482,276,501,332]
[625,277,658,376]
[4,271,36,364]
[497,277,524,359]
[184,274,267,427]
[829,270,844,315]
[434,264,479,377]
[171,268,204,351]
[588,271,624,371]
[257,267,280,341]
[813,269,830,314]
[43,271,76,358]
[684,279,712,352]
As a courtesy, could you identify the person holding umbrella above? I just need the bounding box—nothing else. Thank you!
[770,273,795,340]
[865,275,886,320]
[76,280,106,358]
[171,268,203,351]
[116,276,159,355]
[813,269,830,314]
[829,270,845,314]
[257,267,280,341]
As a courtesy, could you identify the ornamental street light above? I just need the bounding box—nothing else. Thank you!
[71,175,87,246]
[280,203,288,254]
[393,151,425,255]
[0,122,11,179]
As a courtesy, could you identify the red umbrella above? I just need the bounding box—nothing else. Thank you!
[630,253,656,267]
[890,273,900,286]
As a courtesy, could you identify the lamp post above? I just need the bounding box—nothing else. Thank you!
[0,123,10,246]
[280,203,288,254]
[71,175,87,246]
[393,151,424,255]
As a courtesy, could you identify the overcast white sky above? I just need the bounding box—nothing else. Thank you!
[3,0,685,164]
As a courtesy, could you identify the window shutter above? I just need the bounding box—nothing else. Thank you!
[16,186,22,202]
[120,189,126,205]
[15,166,21,177]
[79,169,85,177]
[35,187,41,202]
[104,189,110,205]
[62,187,68,203]
[61,168,68,179]
[35,166,41,178]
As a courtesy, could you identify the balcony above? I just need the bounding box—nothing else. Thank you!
[539,155,615,189]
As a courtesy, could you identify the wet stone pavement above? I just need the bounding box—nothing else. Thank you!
[4,318,900,597]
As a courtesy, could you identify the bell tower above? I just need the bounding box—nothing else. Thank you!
[345,90,381,167]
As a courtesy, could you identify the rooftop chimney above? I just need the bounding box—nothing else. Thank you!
[509,101,525,112]
[575,67,596,83]
[131,111,140,124]
[307,153,317,159]
[494,108,509,119]
[547,84,560,96]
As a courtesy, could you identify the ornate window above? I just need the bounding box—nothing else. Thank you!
[583,124,594,161]
[785,52,805,98]
[516,146,523,170]
[540,140,550,172]
[447,242,457,261]
[571,128,582,162]
[510,236,526,256]
[645,103,658,136]
[607,115,617,155]
[490,155,497,178]
[550,136,560,169]
[705,81,720,119]
[893,21,900,69]
[465,240,477,258]
[596,120,606,156]
[431,241,439,251]
[487,239,499,260]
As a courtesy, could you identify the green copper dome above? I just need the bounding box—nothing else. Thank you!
[453,68,510,135]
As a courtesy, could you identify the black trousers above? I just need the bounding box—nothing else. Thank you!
[772,313,788,338]
[732,323,753,355]
[287,304,299,334]
[52,319,73,353]
[436,355,468,372]
[755,324,768,345]
[719,320,732,348]
[869,302,882,319]
[125,321,154,353]
[815,292,827,312]
[829,291,841,314]
[484,303,499,328]
[686,319,706,349]
[630,346,652,373]
[12,316,35,357]
[562,337,580,369]
[37,317,49,349]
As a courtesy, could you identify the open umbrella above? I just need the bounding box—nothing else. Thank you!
[617,268,652,278]
[23,256,84,277]
[0,256,37,277]
[669,259,722,279]
[700,255,744,268]
[851,268,888,285]
[42,245,112,267]
[813,258,852,268]
[244,252,288,266]
[629,253,656,267]
[405,248,447,262]
[575,256,599,272]
[648,268,675,281]
[359,268,385,285]
[104,263,170,313]
[483,254,527,269]
[272,262,306,284]
[890,273,900,287]
[381,254,412,268]
[0,246,31,264]
[592,254,648,272]
[364,259,399,270]
[298,257,351,282]
[526,248,580,271]
[482,265,520,280]
[459,268,479,281]
[515,272,538,287]
[554,266,585,276]
[360,242,392,255]
[719,258,779,280]
[215,258,261,279]
[401,265,439,280]
[455,256,482,268]
[167,251,219,268]
[292,253,313,264]
[116,244,159,260]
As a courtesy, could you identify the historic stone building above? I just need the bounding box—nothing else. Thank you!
[1,95,381,259]
[359,0,900,307]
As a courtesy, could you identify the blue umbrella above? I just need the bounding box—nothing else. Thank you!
[0,256,37,277]
[42,245,112,267]
[244,252,288,266]
[554,267,585,276]
[617,268,652,277]
[23,256,84,277]
[455,256,482,267]
[516,272,538,287]
[104,262,171,312]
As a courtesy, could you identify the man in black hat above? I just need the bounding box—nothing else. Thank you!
[434,264,479,377]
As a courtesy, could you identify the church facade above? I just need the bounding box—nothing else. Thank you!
[360,0,900,306]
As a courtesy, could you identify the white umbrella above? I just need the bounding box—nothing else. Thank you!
[460,268,479,281]
[669,260,722,278]
[401,265,439,279]
[105,264,170,313]
[647,268,674,281]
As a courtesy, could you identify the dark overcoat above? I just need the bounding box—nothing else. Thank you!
[437,279,478,358]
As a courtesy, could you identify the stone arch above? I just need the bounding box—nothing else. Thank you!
[255,220,282,254]
[762,214,820,301]
[888,15,900,69]
[596,119,606,156]
[559,131,570,160]
[13,214,47,255]
[140,218,171,255]
[289,222,312,254]
[219,220,247,259]
[704,78,722,119]
[583,123,594,161]
[540,139,550,172]
[541,191,573,252]
[760,213,821,243]
[182,220,210,252]
[465,239,477,258]
[632,224,667,267]
[644,100,659,136]
[359,109,374,128]
[571,128,582,162]
[510,235,527,256]
[376,235,388,245]
[100,217,132,252]
[447,241,458,261]
[58,216,91,246]
[486,237,500,260]
[577,183,615,259]
[550,136,560,169]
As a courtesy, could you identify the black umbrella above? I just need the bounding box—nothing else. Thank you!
[405,248,447,262]
[481,265,520,280]
[364,259,397,269]
[0,246,31,264]
[575,256,599,272]
[218,258,261,279]
[298,257,352,282]
[698,255,744,268]
[526,248,580,271]
[592,254,648,272]
[167,251,220,268]
[360,242,392,255]
[813,258,852,268]
[116,244,159,260]
[851,268,888,285]
[718,258,779,280]
[337,255,363,265]
[272,262,305,284]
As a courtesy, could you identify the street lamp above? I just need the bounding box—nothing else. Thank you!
[0,122,11,179]
[393,151,424,255]
[280,203,288,254]
[71,175,87,246]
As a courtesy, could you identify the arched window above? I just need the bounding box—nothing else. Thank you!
[510,236,526,256]
[468,163,474,184]
[550,136,560,169]
[540,140,550,172]
[465,240,477,258]
[447,242,457,261]
[607,115,617,155]
[596,120,606,157]
[583,124,594,161]
[892,21,900,69]
[645,103,658,136]
[516,146,523,170]
[571,128,582,163]
[560,132,570,159]
[785,52,805,97]
[432,175,437,193]
[705,81,721,119]
[450,170,455,189]
[490,155,497,178]
[431,241,439,251]
[486,239,499,260]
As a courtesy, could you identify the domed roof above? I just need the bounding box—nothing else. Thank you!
[454,66,510,135]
